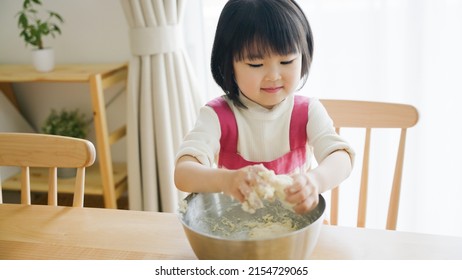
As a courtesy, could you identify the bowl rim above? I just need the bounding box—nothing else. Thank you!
[178,193,326,242]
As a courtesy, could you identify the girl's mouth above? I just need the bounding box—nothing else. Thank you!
[261,86,283,94]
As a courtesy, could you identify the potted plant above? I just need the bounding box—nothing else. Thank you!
[41,108,90,177]
[16,0,64,72]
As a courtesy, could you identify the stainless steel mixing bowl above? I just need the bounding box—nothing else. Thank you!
[179,192,325,260]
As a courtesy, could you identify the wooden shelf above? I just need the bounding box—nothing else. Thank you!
[0,63,128,208]
[1,163,127,198]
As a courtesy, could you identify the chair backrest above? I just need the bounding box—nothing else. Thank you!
[0,133,96,207]
[320,99,419,230]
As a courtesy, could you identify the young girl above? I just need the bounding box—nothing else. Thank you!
[174,0,354,214]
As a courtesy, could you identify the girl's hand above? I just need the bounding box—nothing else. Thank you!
[222,164,266,203]
[285,172,320,214]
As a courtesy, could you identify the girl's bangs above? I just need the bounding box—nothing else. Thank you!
[235,36,300,61]
[232,5,303,61]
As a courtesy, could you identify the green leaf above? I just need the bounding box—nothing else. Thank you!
[49,11,64,23]
[52,25,61,34]
[18,13,28,28]
[39,22,49,33]
[23,0,31,9]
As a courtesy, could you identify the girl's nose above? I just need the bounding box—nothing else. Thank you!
[265,66,281,82]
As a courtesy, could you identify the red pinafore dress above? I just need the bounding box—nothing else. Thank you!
[207,95,309,175]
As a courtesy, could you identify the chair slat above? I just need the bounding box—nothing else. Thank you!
[21,166,31,205]
[330,187,339,225]
[48,167,58,206]
[357,128,371,228]
[73,168,86,207]
[387,129,408,230]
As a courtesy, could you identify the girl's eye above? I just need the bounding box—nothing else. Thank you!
[247,63,263,68]
[281,59,295,65]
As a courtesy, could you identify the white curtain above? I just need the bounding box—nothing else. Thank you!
[121,0,202,212]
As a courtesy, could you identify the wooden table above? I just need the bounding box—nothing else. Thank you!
[1,204,461,260]
[0,64,128,209]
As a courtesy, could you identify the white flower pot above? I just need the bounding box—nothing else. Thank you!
[32,48,55,72]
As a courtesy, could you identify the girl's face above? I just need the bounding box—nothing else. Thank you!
[233,52,302,109]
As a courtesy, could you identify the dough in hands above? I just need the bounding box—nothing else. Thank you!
[241,166,296,213]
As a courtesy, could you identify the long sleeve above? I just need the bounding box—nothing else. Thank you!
[175,106,221,167]
[307,98,355,166]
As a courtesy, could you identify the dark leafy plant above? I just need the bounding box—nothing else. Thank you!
[41,109,89,139]
[16,0,64,49]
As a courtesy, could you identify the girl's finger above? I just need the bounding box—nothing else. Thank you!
[285,183,302,195]
[294,195,319,214]
[238,183,252,197]
[233,190,245,203]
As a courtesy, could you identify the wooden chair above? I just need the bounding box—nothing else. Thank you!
[0,133,96,207]
[320,99,419,230]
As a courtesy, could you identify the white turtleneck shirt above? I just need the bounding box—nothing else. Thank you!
[175,94,354,173]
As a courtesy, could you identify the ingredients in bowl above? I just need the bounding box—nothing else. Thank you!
[210,213,298,240]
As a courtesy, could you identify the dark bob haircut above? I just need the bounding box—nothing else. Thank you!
[211,0,314,108]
